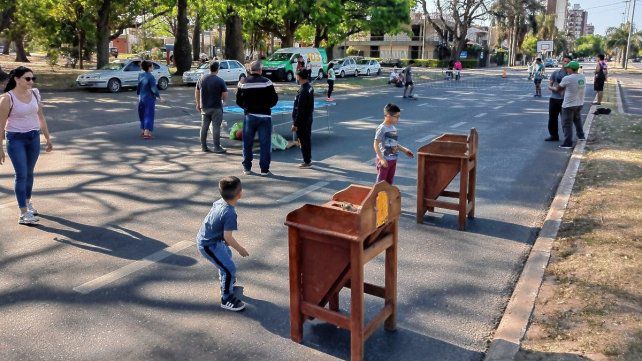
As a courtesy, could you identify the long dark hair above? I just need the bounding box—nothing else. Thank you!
[4,66,33,93]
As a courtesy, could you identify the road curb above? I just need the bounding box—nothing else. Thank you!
[484,100,598,361]
[615,79,625,114]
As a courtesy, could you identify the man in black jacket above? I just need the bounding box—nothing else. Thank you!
[291,69,314,168]
[236,61,279,176]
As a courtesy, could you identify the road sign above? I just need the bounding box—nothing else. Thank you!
[460,50,468,59]
[537,40,554,53]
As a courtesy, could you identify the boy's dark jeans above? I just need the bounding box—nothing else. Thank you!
[296,122,313,164]
[548,98,562,139]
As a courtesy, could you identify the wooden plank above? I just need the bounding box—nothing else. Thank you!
[288,227,304,343]
[385,220,398,331]
[363,234,393,263]
[301,302,351,330]
[424,199,460,211]
[345,281,386,299]
[364,304,394,340]
[458,158,469,230]
[440,190,460,198]
[350,242,365,361]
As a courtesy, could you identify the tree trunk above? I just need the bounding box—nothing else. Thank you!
[2,39,9,55]
[78,30,84,69]
[192,12,201,61]
[174,0,192,75]
[95,0,111,69]
[224,6,243,62]
[14,33,29,62]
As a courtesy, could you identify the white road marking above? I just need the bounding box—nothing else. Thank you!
[416,134,436,143]
[277,181,330,203]
[73,240,194,294]
[493,105,503,110]
[418,103,430,107]
[474,113,487,118]
[450,121,467,128]
[507,100,515,104]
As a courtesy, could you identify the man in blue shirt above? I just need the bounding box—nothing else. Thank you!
[546,56,571,141]
[195,62,228,153]
[196,176,249,311]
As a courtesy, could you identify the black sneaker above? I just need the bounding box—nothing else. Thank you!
[221,296,246,311]
[202,147,213,153]
[213,147,227,154]
[297,162,312,169]
[544,137,559,142]
[577,136,586,141]
[559,144,573,149]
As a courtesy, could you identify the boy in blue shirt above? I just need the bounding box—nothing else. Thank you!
[196,176,249,311]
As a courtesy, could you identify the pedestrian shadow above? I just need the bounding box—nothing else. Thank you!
[240,292,482,361]
[36,214,196,266]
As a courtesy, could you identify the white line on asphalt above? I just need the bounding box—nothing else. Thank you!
[416,134,435,143]
[277,181,330,203]
[418,103,430,107]
[493,105,503,110]
[73,240,194,294]
[474,113,486,118]
[450,121,467,128]
[507,100,515,104]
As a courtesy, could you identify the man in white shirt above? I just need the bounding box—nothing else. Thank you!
[550,61,586,149]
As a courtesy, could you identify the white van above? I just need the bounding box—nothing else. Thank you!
[262,47,328,82]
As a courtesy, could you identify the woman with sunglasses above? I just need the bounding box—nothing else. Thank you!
[0,66,53,225]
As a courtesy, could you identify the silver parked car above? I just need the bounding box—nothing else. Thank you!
[355,59,382,76]
[76,59,172,93]
[182,60,247,85]
[329,58,358,77]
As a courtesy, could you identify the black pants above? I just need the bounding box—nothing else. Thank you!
[327,80,334,98]
[548,98,562,139]
[296,122,312,164]
[561,106,585,146]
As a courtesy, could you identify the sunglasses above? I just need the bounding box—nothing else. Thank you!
[22,77,37,82]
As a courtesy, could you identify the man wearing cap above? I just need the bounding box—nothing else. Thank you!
[550,60,586,149]
[291,69,314,168]
[236,61,279,176]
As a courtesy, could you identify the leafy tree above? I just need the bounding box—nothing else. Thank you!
[605,23,641,66]
[521,34,537,58]
[490,0,542,65]
[574,34,604,58]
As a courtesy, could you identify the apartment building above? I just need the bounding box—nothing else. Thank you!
[567,3,588,38]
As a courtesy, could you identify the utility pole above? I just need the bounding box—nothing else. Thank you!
[624,0,637,69]
[422,14,427,59]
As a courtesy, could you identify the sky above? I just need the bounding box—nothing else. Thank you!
[576,0,642,35]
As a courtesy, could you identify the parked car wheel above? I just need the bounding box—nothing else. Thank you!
[157,77,169,90]
[286,71,294,82]
[340,70,345,78]
[366,69,371,76]
[377,68,381,76]
[107,78,121,93]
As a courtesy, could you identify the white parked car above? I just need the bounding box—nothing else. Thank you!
[355,59,382,76]
[182,60,247,85]
[76,59,171,93]
[330,58,358,78]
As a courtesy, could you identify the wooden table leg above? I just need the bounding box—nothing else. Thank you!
[350,242,365,361]
[416,157,425,223]
[458,159,468,231]
[384,221,398,331]
[468,161,477,219]
[288,228,303,343]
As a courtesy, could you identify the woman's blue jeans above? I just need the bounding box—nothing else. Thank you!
[6,130,41,208]
[138,97,156,131]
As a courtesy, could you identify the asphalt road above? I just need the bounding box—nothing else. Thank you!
[0,68,595,360]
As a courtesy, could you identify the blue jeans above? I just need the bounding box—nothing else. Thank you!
[198,241,236,300]
[6,130,41,208]
[138,97,156,131]
[242,114,272,172]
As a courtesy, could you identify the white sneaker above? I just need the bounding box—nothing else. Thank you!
[27,202,38,216]
[19,210,39,225]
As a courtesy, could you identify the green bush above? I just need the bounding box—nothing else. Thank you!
[46,49,60,68]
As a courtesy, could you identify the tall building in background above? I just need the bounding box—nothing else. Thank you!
[567,3,588,38]
[546,0,568,31]
[585,23,595,35]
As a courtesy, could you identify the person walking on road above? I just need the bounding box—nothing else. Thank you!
[550,61,586,149]
[533,58,545,97]
[373,103,414,185]
[137,60,162,139]
[235,61,278,176]
[545,55,571,142]
[195,61,228,153]
[593,53,608,105]
[402,60,415,99]
[0,66,53,225]
[326,63,336,102]
[292,69,315,169]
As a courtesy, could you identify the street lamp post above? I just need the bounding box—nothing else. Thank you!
[624,0,637,69]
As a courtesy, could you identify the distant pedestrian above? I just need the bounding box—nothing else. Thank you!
[373,103,414,185]
[454,60,463,81]
[292,69,314,168]
[326,63,336,101]
[545,55,571,142]
[296,55,305,84]
[195,61,228,153]
[235,61,279,176]
[593,53,608,105]
[196,176,249,312]
[550,61,586,149]
[137,60,162,139]
[0,66,53,225]
[533,58,544,97]
[402,60,415,99]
